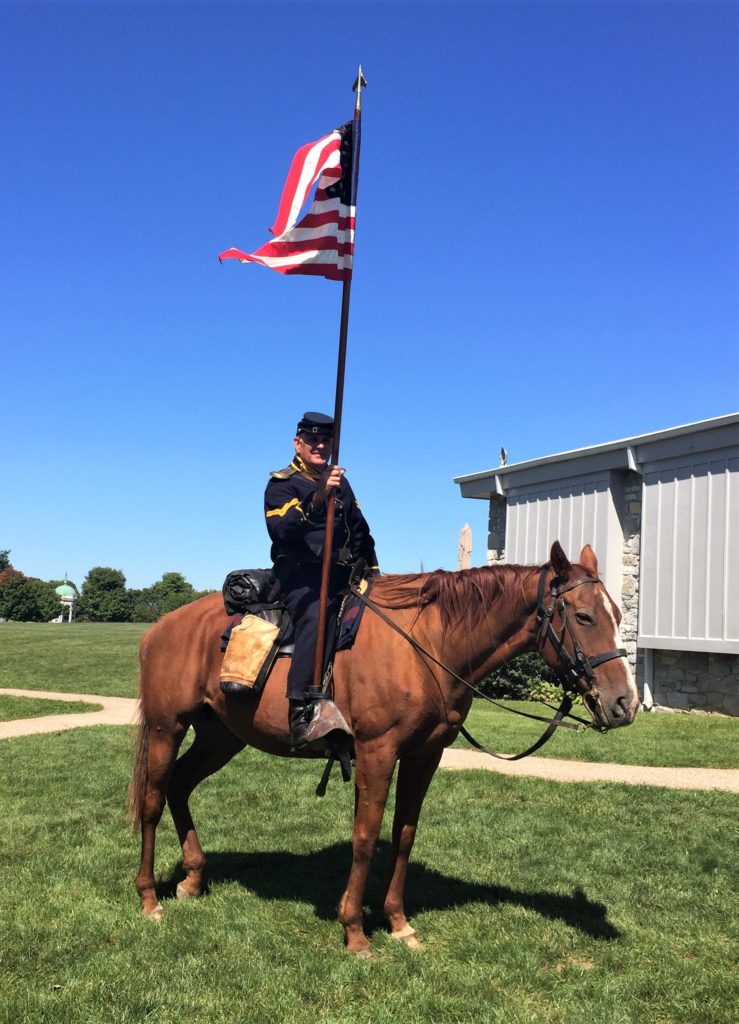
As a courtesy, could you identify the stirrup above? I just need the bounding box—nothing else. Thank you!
[303,698,353,749]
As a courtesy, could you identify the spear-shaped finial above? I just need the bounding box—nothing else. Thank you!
[352,64,367,112]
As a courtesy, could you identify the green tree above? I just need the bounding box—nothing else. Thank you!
[157,572,190,594]
[77,567,133,622]
[130,572,201,622]
[0,550,12,572]
[129,588,156,623]
[0,576,60,622]
[0,567,25,621]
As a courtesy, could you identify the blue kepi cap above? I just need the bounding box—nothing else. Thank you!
[297,412,334,436]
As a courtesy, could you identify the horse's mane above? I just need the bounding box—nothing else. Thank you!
[371,564,542,633]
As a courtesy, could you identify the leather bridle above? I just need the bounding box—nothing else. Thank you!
[535,566,628,725]
[349,563,629,760]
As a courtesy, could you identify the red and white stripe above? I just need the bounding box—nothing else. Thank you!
[220,129,354,282]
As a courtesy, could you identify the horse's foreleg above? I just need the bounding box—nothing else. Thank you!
[134,723,188,919]
[338,743,397,955]
[167,710,246,901]
[383,748,444,949]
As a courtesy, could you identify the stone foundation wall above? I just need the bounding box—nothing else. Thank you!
[620,472,642,675]
[486,497,506,565]
[651,650,739,716]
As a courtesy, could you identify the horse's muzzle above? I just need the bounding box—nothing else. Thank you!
[586,689,640,730]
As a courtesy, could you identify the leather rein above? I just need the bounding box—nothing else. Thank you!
[350,565,628,761]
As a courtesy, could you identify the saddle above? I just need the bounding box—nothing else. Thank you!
[218,567,370,695]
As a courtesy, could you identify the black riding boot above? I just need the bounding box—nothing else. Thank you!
[288,698,316,751]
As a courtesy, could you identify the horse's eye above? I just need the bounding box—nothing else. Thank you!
[575,611,595,626]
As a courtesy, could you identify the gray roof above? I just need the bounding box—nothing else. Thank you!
[455,413,739,499]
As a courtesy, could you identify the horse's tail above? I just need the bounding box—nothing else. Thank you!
[128,704,150,834]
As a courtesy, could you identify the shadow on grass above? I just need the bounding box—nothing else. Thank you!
[159,841,620,941]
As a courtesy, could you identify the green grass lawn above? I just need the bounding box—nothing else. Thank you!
[459,699,739,769]
[0,695,102,721]
[0,622,146,698]
[0,727,736,1024]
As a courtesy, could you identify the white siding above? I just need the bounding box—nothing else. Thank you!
[638,455,739,653]
[504,475,622,600]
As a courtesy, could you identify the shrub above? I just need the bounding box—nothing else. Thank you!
[478,652,580,705]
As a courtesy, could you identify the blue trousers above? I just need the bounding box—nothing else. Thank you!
[277,564,348,699]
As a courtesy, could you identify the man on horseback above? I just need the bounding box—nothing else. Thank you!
[265,412,379,750]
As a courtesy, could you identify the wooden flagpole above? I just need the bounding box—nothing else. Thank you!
[312,66,366,690]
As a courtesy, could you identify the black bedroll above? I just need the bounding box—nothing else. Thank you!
[222,569,277,615]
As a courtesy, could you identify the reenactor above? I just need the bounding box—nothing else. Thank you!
[265,412,378,749]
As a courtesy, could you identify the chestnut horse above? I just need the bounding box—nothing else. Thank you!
[130,542,639,954]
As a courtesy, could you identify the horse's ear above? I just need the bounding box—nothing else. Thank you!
[550,541,571,580]
[579,544,598,576]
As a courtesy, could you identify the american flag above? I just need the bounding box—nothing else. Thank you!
[219,122,356,282]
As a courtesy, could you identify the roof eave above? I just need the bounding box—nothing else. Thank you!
[454,412,739,498]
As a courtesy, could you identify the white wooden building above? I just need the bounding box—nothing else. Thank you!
[455,414,739,715]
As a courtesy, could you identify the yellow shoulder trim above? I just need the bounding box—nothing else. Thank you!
[270,464,299,481]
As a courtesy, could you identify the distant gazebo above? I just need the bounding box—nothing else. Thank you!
[55,581,77,623]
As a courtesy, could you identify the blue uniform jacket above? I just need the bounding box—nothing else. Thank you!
[265,456,378,576]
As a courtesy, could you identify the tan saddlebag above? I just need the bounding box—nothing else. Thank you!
[219,613,281,692]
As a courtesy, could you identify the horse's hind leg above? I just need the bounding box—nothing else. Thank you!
[167,706,246,901]
[383,748,444,949]
[134,720,189,920]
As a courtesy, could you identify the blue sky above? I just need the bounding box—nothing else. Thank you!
[2,0,737,591]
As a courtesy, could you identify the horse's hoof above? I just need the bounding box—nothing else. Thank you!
[143,902,164,921]
[350,945,375,958]
[390,925,422,950]
[176,883,196,901]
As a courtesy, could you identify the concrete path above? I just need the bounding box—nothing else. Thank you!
[441,746,739,793]
[0,688,138,739]
[1,688,737,793]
